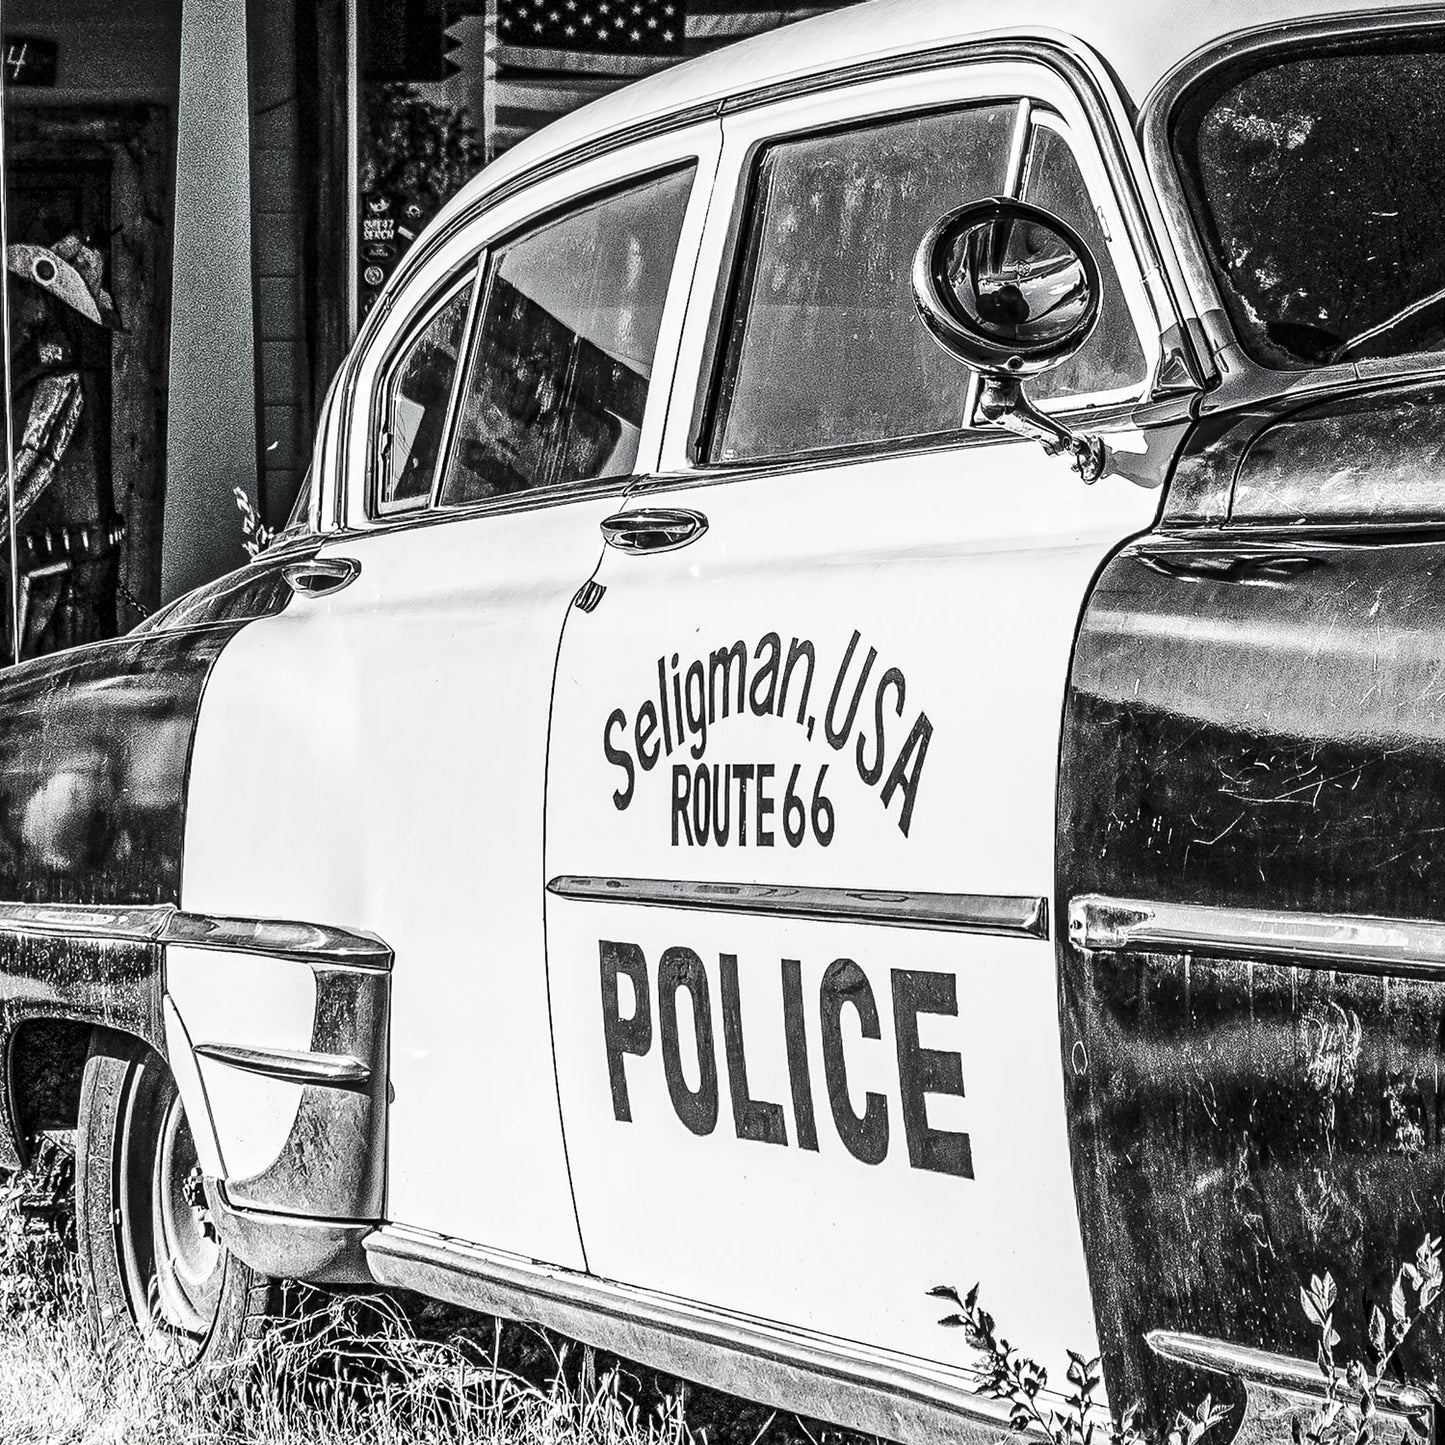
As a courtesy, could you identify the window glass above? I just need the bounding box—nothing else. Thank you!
[379,283,472,512]
[438,166,695,506]
[282,465,315,534]
[707,104,1015,464]
[1176,44,1445,370]
[1021,123,1148,402]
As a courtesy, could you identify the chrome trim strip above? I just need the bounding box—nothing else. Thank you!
[194,1044,370,1087]
[1148,1330,1434,1416]
[0,902,173,942]
[547,876,1049,939]
[164,912,392,970]
[366,1225,1033,1445]
[0,901,392,971]
[1069,894,1445,977]
[1003,96,1032,200]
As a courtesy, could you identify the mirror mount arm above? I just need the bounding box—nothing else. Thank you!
[976,377,1107,483]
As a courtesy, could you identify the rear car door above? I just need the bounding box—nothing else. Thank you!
[180,123,719,1265]
[543,60,1191,1385]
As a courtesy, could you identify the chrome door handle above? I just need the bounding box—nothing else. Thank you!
[600,508,708,554]
[282,555,361,598]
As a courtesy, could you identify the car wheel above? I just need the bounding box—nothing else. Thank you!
[76,1030,284,1371]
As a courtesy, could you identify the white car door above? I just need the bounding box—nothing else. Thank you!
[181,122,719,1266]
[543,63,1190,1382]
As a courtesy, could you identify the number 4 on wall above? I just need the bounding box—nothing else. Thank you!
[3,37,59,88]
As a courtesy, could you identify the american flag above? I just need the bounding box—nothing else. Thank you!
[484,0,858,156]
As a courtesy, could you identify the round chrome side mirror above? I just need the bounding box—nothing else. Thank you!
[912,198,1100,378]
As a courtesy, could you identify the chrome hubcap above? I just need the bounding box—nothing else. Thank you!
[149,1092,222,1337]
[116,1060,226,1359]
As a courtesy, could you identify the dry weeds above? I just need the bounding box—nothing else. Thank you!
[0,1138,849,1445]
[0,1269,720,1445]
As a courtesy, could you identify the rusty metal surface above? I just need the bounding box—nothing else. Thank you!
[0,932,162,1168]
[1230,380,1445,524]
[0,550,307,1165]
[1058,487,1445,1416]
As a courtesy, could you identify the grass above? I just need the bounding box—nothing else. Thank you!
[0,1288,715,1445]
[0,1137,866,1445]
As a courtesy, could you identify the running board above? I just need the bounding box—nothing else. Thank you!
[1148,1331,1437,1445]
[365,1225,1028,1445]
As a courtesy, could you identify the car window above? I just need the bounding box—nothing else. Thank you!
[1021,119,1148,403]
[436,165,695,506]
[376,280,475,514]
[1176,42,1445,371]
[706,102,1151,465]
[707,104,1014,465]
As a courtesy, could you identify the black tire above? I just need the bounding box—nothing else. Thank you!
[76,1030,285,1373]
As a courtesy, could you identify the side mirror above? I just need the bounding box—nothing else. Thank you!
[912,198,1108,482]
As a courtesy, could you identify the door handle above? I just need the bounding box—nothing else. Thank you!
[600,508,708,554]
[282,555,361,598]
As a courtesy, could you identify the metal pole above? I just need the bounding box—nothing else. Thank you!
[0,55,19,666]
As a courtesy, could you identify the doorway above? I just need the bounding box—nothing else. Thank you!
[5,107,170,654]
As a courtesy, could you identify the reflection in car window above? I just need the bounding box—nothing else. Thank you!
[438,166,695,505]
[708,105,1013,464]
[379,283,473,512]
[1022,122,1147,402]
[1177,44,1445,370]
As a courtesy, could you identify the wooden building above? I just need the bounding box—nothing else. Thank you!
[1,0,851,638]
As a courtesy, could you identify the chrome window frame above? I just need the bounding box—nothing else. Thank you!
[423,161,698,518]
[324,36,1201,532]
[371,267,484,520]
[692,95,1024,471]
[1139,5,1445,415]
[1021,108,1155,412]
[681,57,1183,477]
[351,159,708,530]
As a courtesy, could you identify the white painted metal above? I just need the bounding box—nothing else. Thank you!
[161,996,226,1181]
[167,946,316,1181]
[543,61,1167,1394]
[181,121,723,1267]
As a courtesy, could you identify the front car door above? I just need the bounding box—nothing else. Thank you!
[179,122,719,1265]
[544,55,1193,1395]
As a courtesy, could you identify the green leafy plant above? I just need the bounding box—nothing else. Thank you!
[934,1235,1444,1445]
[232,483,275,558]
[1294,1236,1442,1445]
[928,1281,1230,1445]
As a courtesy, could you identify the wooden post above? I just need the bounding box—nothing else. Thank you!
[163,0,257,601]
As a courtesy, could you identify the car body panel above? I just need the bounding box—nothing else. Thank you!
[541,52,1179,1387]
[4,2,1445,1438]
[1060,536,1445,1411]
[179,119,724,1267]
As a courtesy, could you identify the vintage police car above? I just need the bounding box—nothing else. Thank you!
[4,0,1445,1437]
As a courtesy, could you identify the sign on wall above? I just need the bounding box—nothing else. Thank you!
[3,37,58,89]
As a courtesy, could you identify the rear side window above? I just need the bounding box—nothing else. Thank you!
[437,165,695,506]
[708,105,1013,464]
[707,102,1149,465]
[377,282,474,514]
